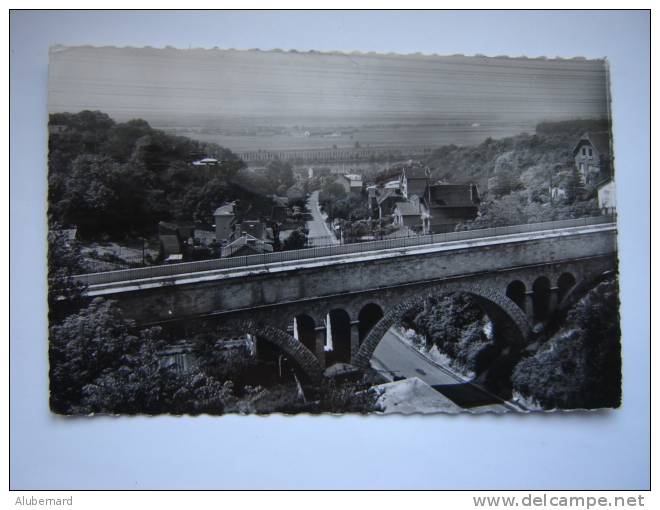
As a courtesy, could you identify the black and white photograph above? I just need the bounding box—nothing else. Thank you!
[46,45,620,416]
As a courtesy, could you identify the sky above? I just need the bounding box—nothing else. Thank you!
[48,46,611,128]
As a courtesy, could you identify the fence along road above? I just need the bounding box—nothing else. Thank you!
[72,215,616,287]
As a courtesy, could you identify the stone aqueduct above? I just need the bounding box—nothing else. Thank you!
[84,224,618,382]
[207,257,613,382]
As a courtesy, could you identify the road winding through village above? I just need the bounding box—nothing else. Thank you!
[306,190,340,246]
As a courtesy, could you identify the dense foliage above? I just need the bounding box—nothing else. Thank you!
[48,297,261,415]
[283,228,308,250]
[422,119,610,229]
[48,111,274,238]
[401,294,497,375]
[512,277,621,409]
[47,224,87,321]
[318,181,370,222]
[425,119,610,187]
[49,297,379,415]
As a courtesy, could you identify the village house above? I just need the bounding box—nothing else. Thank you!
[213,203,236,243]
[221,234,274,258]
[238,220,265,240]
[192,157,221,166]
[392,196,425,232]
[378,165,480,235]
[213,201,277,257]
[424,183,480,233]
[596,179,616,214]
[237,220,275,245]
[158,221,196,259]
[367,179,404,219]
[336,173,363,194]
[572,132,612,184]
[400,166,430,200]
[376,188,404,220]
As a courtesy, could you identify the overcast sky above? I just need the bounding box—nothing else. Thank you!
[48,46,610,126]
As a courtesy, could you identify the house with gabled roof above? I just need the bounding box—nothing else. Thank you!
[573,132,612,184]
[400,166,430,199]
[376,188,404,220]
[392,198,425,232]
[424,183,480,233]
[336,173,363,194]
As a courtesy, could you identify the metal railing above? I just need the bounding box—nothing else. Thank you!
[73,215,616,287]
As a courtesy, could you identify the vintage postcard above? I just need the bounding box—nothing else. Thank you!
[47,47,619,415]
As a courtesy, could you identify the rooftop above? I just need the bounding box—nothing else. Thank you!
[192,157,220,166]
[573,132,611,158]
[221,234,274,258]
[428,184,478,207]
[376,188,401,205]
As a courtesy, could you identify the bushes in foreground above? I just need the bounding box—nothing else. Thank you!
[512,277,621,410]
[400,293,497,376]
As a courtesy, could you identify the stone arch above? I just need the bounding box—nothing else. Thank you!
[358,303,384,342]
[293,314,317,356]
[219,319,323,382]
[557,272,577,304]
[327,308,352,365]
[557,270,616,315]
[532,276,552,322]
[353,284,531,368]
[506,280,527,312]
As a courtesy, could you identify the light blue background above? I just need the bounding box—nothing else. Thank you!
[10,10,650,489]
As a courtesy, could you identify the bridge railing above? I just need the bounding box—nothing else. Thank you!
[73,214,616,287]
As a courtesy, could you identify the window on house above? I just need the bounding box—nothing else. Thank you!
[588,148,593,157]
[582,147,586,156]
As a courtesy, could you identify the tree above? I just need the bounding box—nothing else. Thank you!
[266,160,294,190]
[47,224,86,322]
[322,181,347,199]
[489,168,520,198]
[179,178,230,225]
[49,298,160,413]
[47,110,256,237]
[56,155,121,235]
[49,297,236,415]
[330,194,370,222]
[283,228,308,250]
[102,119,152,163]
[400,293,496,375]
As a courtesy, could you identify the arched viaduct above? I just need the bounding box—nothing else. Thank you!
[79,221,618,382]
